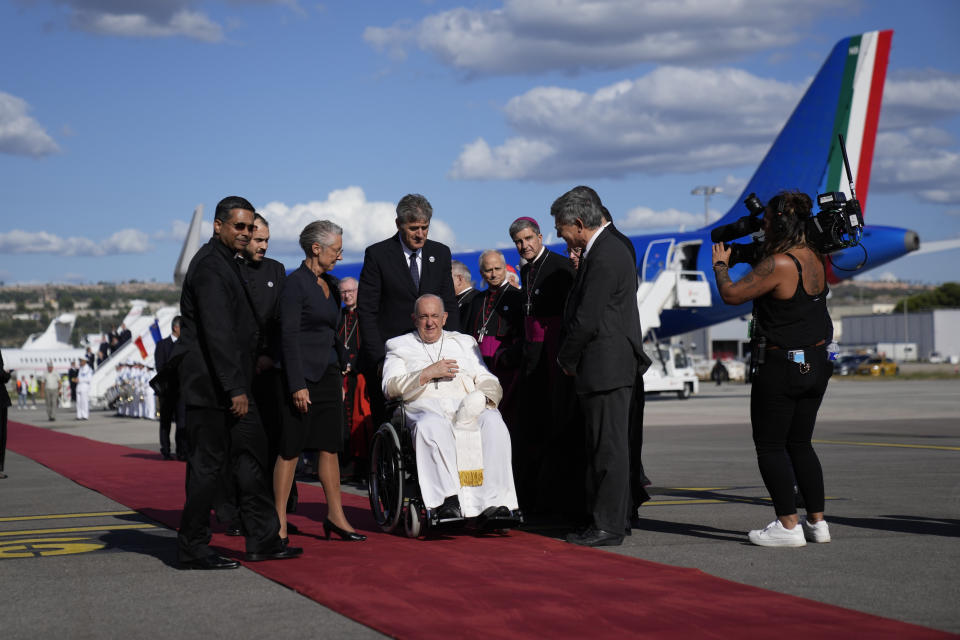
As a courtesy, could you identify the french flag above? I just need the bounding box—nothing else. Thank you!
[149,321,162,345]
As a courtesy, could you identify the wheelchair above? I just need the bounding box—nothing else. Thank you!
[367,402,523,538]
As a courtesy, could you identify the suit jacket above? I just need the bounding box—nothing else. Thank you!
[559,228,642,394]
[357,235,457,368]
[155,336,174,370]
[245,256,286,363]
[1,349,11,408]
[281,263,344,392]
[456,287,481,332]
[175,237,260,408]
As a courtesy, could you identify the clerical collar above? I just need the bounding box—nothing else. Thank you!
[532,246,546,263]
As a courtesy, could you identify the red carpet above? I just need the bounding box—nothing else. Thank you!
[9,420,953,639]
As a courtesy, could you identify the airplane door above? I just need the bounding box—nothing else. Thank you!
[641,239,674,282]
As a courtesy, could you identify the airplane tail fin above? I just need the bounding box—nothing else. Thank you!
[174,204,205,287]
[708,30,892,229]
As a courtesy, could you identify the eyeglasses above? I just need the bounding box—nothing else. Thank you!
[231,222,255,232]
[339,288,357,294]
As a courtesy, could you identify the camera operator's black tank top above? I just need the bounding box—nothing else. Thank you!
[755,252,832,349]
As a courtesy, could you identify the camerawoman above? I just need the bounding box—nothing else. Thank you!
[711,190,834,548]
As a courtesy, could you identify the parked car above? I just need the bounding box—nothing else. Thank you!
[856,356,899,376]
[834,354,870,376]
[928,351,945,364]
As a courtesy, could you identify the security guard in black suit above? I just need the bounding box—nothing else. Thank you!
[175,196,300,569]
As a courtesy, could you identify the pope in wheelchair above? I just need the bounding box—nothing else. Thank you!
[373,294,521,535]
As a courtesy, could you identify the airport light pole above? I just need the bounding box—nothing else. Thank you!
[691,186,722,224]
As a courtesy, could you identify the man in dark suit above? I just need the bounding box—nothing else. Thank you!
[598,203,652,521]
[175,196,300,569]
[452,260,480,331]
[357,193,458,424]
[553,186,642,547]
[154,316,186,460]
[0,349,10,479]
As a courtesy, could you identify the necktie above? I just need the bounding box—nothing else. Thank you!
[409,252,420,291]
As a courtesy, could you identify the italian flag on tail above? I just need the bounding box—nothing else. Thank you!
[823,29,892,215]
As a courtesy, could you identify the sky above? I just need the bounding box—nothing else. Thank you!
[1,0,958,286]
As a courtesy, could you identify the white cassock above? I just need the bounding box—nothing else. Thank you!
[382,330,519,517]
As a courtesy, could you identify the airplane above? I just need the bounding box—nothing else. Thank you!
[3,302,151,379]
[328,30,919,340]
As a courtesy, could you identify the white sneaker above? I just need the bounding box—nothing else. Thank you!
[801,518,831,543]
[748,520,806,547]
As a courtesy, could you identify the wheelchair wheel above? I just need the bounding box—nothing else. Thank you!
[404,498,423,538]
[368,423,404,533]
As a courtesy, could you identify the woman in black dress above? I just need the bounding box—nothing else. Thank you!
[278,220,364,542]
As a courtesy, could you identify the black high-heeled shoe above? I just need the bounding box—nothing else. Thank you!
[323,518,366,541]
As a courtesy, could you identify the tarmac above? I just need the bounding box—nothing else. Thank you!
[1,377,958,638]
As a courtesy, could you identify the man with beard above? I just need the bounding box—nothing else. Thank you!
[175,196,300,569]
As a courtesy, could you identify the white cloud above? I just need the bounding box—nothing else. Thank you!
[157,218,214,241]
[880,70,960,130]
[0,92,60,157]
[257,186,457,257]
[620,205,719,232]
[73,8,224,42]
[365,0,842,75]
[872,128,960,204]
[28,0,297,42]
[0,228,152,256]
[450,66,802,180]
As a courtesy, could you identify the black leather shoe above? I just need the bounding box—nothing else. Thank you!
[180,553,241,570]
[566,527,624,547]
[437,495,463,521]
[161,451,174,461]
[225,523,243,537]
[245,546,303,562]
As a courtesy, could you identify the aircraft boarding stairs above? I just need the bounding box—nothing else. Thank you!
[89,305,179,408]
[636,238,711,338]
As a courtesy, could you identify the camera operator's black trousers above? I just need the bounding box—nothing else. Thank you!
[750,348,831,517]
[178,403,280,562]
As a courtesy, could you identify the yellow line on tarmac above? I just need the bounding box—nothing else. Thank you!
[813,439,960,451]
[0,524,157,537]
[646,499,728,506]
[0,511,137,523]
